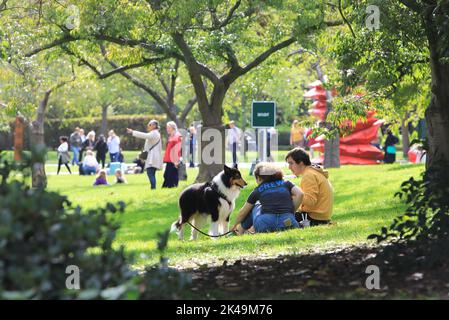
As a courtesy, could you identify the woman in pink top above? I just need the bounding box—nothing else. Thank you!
[163,121,182,188]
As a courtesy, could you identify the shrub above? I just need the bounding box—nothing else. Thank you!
[0,152,190,299]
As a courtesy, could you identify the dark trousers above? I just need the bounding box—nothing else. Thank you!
[232,142,237,165]
[162,162,179,188]
[189,139,195,167]
[57,157,72,175]
[294,212,330,227]
[96,154,106,168]
[146,167,157,189]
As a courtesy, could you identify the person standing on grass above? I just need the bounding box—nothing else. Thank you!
[57,136,72,175]
[69,127,82,166]
[163,121,182,188]
[188,124,197,168]
[107,130,121,163]
[290,120,305,148]
[231,162,302,234]
[383,129,399,164]
[285,147,334,227]
[94,134,108,168]
[228,120,241,167]
[79,131,96,163]
[79,128,86,143]
[126,119,163,189]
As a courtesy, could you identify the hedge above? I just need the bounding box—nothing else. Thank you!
[1,114,167,151]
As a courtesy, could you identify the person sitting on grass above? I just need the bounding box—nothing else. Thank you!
[231,162,303,234]
[81,150,99,175]
[115,169,127,184]
[285,147,334,227]
[93,169,109,186]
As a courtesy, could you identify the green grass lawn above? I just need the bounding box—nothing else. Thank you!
[46,162,424,269]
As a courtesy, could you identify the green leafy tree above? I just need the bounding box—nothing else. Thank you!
[14,0,342,180]
[331,0,448,171]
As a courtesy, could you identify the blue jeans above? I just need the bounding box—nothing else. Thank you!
[71,146,80,165]
[241,203,299,233]
[82,165,97,175]
[110,152,119,162]
[146,167,157,189]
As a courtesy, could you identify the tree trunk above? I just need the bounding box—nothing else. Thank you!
[424,22,449,171]
[30,90,52,189]
[195,107,225,182]
[401,111,410,159]
[315,63,340,168]
[101,104,108,135]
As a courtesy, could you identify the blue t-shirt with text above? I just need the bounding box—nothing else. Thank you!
[247,180,295,214]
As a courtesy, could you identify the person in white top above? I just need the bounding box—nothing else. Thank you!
[81,150,99,175]
[57,136,72,175]
[126,119,163,189]
[228,121,241,166]
[107,130,121,162]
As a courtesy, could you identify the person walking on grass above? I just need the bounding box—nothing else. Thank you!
[231,162,303,234]
[163,121,182,188]
[69,127,82,166]
[57,136,72,175]
[126,119,163,189]
[285,147,334,227]
[107,130,121,163]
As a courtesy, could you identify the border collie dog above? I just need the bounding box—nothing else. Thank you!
[171,165,247,240]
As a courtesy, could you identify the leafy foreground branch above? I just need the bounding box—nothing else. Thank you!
[0,152,190,299]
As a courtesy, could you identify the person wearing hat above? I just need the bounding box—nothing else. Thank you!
[231,162,303,234]
[126,120,162,189]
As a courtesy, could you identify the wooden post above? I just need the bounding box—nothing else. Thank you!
[14,116,24,161]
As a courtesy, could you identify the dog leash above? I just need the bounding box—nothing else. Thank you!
[187,222,236,238]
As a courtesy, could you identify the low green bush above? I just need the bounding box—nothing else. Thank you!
[0,152,190,299]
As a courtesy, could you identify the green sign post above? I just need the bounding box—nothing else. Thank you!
[251,101,276,164]
[251,101,276,128]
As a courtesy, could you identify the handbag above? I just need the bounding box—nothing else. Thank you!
[139,139,160,160]
[60,151,71,164]
[177,161,187,181]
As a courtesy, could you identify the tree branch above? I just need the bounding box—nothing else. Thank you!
[180,96,198,123]
[100,46,179,123]
[206,0,242,31]
[223,37,296,85]
[398,0,424,13]
[172,32,212,108]
[337,0,355,38]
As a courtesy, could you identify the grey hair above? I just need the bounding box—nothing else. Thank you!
[166,121,178,132]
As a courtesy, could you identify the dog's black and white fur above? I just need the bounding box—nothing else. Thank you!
[171,165,247,240]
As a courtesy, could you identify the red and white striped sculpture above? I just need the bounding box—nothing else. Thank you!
[304,82,384,165]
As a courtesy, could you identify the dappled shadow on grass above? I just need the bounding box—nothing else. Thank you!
[385,163,424,172]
